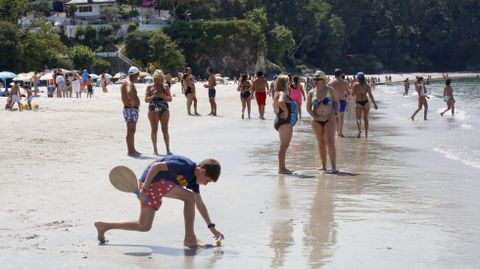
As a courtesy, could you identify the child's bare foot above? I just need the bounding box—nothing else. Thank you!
[184,237,205,247]
[278,169,293,174]
[317,167,327,171]
[94,222,107,244]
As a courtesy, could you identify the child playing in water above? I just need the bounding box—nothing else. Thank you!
[94,155,225,247]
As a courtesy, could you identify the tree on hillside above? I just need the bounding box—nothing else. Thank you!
[19,19,68,71]
[161,0,191,21]
[268,24,296,66]
[66,4,78,24]
[124,31,151,66]
[0,21,21,70]
[70,45,96,71]
[148,31,185,73]
[28,0,52,17]
[0,0,27,24]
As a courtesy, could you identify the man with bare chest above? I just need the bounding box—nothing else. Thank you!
[328,69,350,137]
[121,66,142,157]
[252,71,269,119]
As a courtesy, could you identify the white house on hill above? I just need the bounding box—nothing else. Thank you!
[65,0,116,21]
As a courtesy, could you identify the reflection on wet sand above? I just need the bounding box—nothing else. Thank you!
[269,177,294,268]
[303,177,336,268]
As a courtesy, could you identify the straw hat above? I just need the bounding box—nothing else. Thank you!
[312,70,329,83]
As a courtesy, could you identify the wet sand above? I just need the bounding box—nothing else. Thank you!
[1,73,479,268]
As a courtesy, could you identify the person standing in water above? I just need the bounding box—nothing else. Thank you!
[441,78,455,117]
[328,68,350,137]
[352,72,378,138]
[238,74,252,119]
[252,71,269,119]
[403,78,410,96]
[273,75,298,174]
[289,76,306,119]
[307,71,339,173]
[410,76,428,121]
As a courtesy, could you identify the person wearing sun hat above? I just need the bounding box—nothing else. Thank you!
[307,70,340,173]
[352,71,378,138]
[121,66,142,157]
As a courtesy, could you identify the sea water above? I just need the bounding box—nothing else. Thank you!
[376,77,480,170]
[231,77,480,268]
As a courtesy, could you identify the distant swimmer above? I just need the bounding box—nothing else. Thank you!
[121,66,142,157]
[252,71,269,119]
[352,72,378,138]
[410,76,428,121]
[273,75,298,174]
[403,78,410,96]
[440,78,455,117]
[328,68,350,137]
[289,75,306,119]
[307,70,339,173]
[238,74,252,119]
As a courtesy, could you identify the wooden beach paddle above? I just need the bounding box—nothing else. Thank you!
[109,166,140,196]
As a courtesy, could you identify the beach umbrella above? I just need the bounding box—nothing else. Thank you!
[90,73,99,80]
[0,71,17,80]
[114,72,126,79]
[13,72,35,82]
[39,72,54,80]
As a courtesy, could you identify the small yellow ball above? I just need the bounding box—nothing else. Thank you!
[216,240,221,247]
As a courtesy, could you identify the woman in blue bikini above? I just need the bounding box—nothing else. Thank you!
[307,71,340,173]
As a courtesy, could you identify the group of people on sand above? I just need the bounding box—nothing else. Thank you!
[272,69,378,175]
[4,81,34,111]
[46,69,110,98]
[407,76,456,121]
[96,66,224,248]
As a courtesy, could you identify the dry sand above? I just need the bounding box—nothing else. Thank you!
[0,72,479,268]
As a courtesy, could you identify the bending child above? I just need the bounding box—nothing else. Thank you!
[94,155,224,247]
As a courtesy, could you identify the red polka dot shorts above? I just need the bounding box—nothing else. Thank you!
[140,180,175,210]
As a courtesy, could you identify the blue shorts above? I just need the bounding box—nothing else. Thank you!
[208,88,216,98]
[123,107,139,123]
[339,100,347,113]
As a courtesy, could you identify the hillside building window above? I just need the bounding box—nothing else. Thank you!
[78,6,93,13]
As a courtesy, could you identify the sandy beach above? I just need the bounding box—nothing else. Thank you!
[1,73,480,268]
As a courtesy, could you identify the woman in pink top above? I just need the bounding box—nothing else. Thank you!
[289,76,306,119]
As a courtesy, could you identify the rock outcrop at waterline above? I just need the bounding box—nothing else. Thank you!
[165,20,281,77]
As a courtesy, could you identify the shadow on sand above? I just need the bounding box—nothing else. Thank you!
[102,243,234,257]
